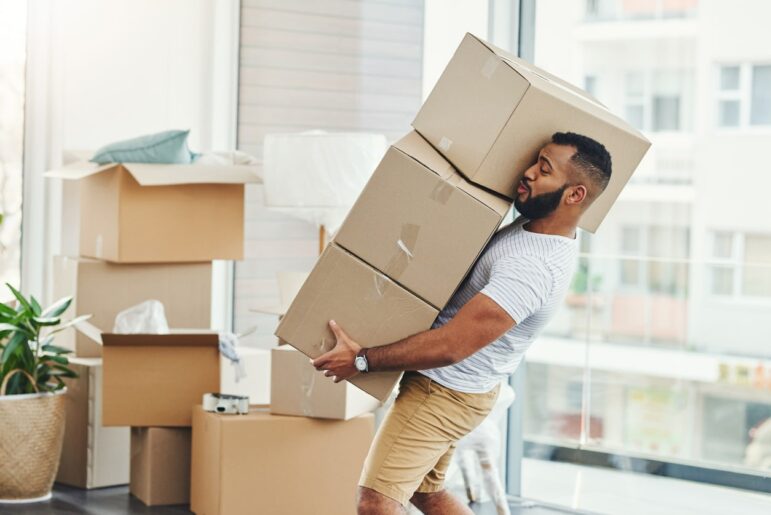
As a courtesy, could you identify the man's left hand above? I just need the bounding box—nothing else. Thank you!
[311,320,362,383]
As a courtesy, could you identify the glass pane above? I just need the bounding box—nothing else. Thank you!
[711,266,734,295]
[653,96,681,131]
[720,65,740,90]
[621,226,641,253]
[0,0,26,294]
[750,64,771,125]
[625,72,645,97]
[625,104,645,129]
[585,75,597,96]
[743,234,771,296]
[718,100,741,127]
[712,231,734,258]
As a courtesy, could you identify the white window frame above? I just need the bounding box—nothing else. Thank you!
[623,70,691,134]
[715,62,771,132]
[708,231,771,301]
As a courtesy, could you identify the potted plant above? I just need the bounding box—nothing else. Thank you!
[0,284,89,503]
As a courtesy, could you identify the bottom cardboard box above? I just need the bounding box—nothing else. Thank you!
[130,427,191,506]
[276,244,438,401]
[56,358,130,489]
[190,406,374,515]
[270,346,381,420]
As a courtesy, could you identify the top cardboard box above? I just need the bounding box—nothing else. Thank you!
[46,162,260,263]
[413,33,651,233]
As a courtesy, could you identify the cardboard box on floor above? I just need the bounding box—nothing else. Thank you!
[56,358,130,489]
[334,131,511,309]
[75,322,220,427]
[130,427,191,506]
[190,406,374,515]
[270,347,380,420]
[53,256,212,357]
[413,33,651,232]
[45,162,259,262]
[276,244,438,402]
[220,348,271,405]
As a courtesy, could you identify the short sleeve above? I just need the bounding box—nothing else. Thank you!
[480,255,553,325]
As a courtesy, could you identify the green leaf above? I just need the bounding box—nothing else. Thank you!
[41,344,73,355]
[32,316,61,327]
[41,296,73,319]
[29,296,42,316]
[49,314,92,335]
[41,354,68,365]
[5,284,33,315]
[0,322,32,337]
[0,302,17,319]
[1,331,26,363]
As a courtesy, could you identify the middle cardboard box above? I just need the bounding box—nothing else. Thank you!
[334,130,511,309]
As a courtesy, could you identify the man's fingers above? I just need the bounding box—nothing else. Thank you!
[333,376,342,383]
[311,355,329,370]
[328,320,346,342]
[323,370,333,377]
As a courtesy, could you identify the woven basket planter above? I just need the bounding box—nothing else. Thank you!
[0,389,66,502]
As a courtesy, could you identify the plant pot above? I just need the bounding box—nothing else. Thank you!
[0,389,67,503]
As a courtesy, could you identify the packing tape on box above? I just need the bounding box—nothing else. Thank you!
[430,178,455,205]
[438,136,453,152]
[481,55,499,79]
[382,224,420,285]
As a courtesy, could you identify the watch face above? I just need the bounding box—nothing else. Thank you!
[355,356,366,371]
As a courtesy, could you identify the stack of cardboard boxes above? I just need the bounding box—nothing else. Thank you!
[278,35,650,402]
[48,160,258,504]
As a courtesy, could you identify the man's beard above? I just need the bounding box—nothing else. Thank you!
[514,183,568,220]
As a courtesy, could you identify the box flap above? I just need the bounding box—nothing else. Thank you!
[122,163,261,186]
[45,161,262,186]
[102,332,218,347]
[44,161,117,180]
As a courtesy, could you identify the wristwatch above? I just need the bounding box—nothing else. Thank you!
[354,348,369,373]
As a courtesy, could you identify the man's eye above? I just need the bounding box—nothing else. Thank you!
[541,168,549,175]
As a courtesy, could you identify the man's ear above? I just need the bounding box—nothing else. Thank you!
[566,184,588,206]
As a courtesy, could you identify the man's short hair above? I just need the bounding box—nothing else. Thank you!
[551,132,612,199]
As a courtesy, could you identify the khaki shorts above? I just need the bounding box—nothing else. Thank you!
[359,372,500,506]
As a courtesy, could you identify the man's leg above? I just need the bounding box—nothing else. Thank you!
[358,486,407,515]
[410,490,473,515]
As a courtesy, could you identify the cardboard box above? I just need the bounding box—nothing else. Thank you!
[45,162,259,262]
[190,406,374,515]
[270,347,380,420]
[77,323,220,427]
[53,256,212,357]
[130,427,191,506]
[413,33,651,232]
[334,131,511,308]
[276,244,438,401]
[219,348,271,405]
[56,358,130,489]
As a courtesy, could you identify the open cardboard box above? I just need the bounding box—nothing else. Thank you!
[76,321,220,427]
[413,33,651,232]
[45,162,260,262]
[53,255,212,357]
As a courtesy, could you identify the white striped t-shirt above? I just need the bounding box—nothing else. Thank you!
[419,216,578,393]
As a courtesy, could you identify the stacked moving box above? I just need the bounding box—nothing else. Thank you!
[277,33,651,402]
[47,160,258,505]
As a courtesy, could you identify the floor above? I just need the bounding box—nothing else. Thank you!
[521,458,771,515]
[0,484,581,515]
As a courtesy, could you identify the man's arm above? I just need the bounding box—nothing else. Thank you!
[311,293,516,382]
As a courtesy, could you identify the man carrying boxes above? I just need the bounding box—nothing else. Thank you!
[313,131,613,515]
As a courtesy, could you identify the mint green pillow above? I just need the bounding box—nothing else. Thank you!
[90,129,197,165]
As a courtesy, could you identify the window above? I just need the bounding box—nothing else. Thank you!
[618,225,689,294]
[750,65,771,126]
[0,2,26,294]
[709,232,771,298]
[717,63,771,128]
[623,70,689,132]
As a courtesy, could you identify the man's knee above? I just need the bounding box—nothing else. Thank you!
[410,490,439,512]
[357,486,405,515]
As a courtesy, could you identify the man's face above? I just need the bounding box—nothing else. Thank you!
[514,143,576,220]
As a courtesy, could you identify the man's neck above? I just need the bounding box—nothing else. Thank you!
[523,216,577,239]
